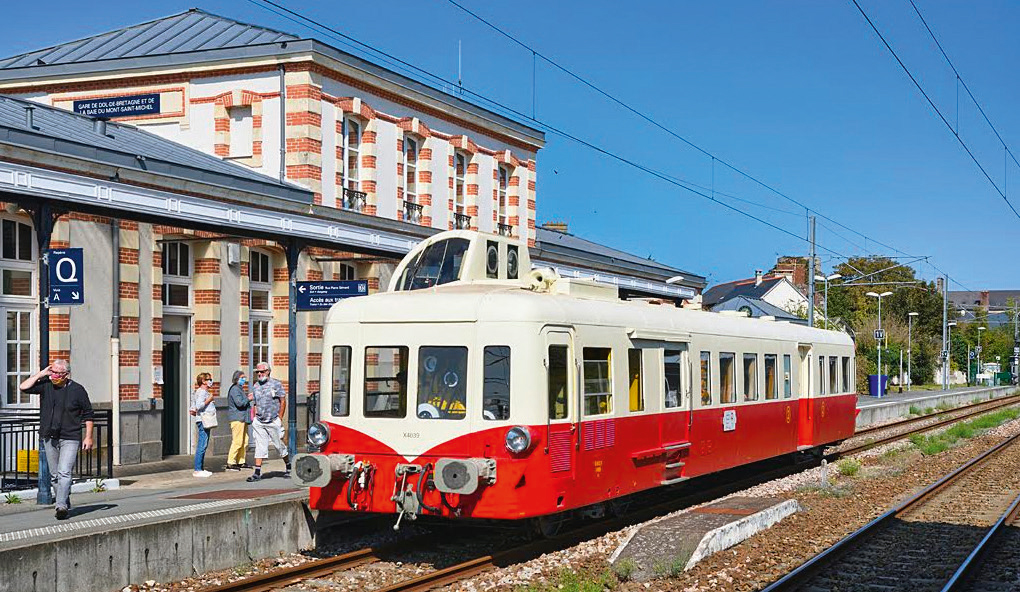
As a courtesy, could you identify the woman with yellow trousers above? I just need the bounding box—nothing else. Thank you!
[225,370,253,470]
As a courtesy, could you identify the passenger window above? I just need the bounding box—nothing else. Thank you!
[483,346,511,420]
[416,346,468,420]
[331,346,352,416]
[364,346,408,418]
[743,353,758,401]
[628,349,644,412]
[764,354,778,400]
[548,345,569,420]
[700,351,712,406]
[829,357,838,394]
[783,354,792,398]
[842,356,851,392]
[582,347,613,416]
[719,352,736,404]
[664,349,682,409]
[818,356,826,395]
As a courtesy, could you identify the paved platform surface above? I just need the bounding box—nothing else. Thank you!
[0,456,302,549]
[856,384,1013,408]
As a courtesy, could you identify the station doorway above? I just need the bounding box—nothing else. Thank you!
[161,334,181,456]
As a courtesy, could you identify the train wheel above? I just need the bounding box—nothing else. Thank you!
[608,497,631,517]
[532,514,565,538]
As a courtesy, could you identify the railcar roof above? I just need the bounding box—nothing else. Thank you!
[326,284,853,346]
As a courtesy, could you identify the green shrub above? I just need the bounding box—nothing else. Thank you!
[652,558,686,579]
[908,405,922,416]
[612,558,637,582]
[910,408,1020,455]
[4,493,21,504]
[837,458,862,476]
[521,568,617,592]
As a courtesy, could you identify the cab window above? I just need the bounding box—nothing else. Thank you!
[417,346,467,420]
[331,346,351,416]
[364,346,408,418]
[400,238,470,290]
[483,346,511,420]
[583,347,613,416]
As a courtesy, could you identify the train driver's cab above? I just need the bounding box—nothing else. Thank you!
[389,230,532,292]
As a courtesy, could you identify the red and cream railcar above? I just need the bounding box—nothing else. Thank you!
[293,231,856,525]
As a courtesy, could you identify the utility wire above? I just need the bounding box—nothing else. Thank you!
[851,0,1020,220]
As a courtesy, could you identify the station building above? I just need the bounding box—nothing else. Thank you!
[0,9,704,465]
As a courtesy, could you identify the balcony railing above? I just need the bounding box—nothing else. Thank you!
[403,201,424,224]
[342,187,367,212]
[497,222,513,237]
[454,213,472,230]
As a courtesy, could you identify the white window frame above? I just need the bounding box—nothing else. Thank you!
[0,217,35,301]
[454,151,467,215]
[228,105,253,158]
[343,115,362,192]
[249,249,272,313]
[249,317,271,371]
[404,136,419,204]
[3,309,35,407]
[497,164,510,225]
[161,241,192,312]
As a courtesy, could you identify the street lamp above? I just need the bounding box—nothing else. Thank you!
[867,291,894,396]
[978,326,987,383]
[814,273,842,330]
[908,312,918,391]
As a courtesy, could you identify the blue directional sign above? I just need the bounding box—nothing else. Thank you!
[295,280,368,311]
[47,248,85,306]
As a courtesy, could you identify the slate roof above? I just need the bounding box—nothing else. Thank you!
[701,276,785,308]
[0,9,297,69]
[949,290,1020,309]
[0,94,312,203]
[533,227,706,288]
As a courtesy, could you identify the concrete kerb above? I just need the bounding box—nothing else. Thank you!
[856,386,1016,428]
[2,478,121,503]
[0,490,314,592]
[682,499,800,570]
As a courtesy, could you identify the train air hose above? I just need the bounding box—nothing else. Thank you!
[416,463,442,514]
[346,464,375,510]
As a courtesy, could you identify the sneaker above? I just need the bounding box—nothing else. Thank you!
[283,470,291,479]
[55,507,68,520]
[246,473,262,482]
[225,464,241,472]
[193,470,212,478]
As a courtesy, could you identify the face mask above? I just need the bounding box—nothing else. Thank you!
[51,375,67,386]
[205,380,213,387]
[258,377,269,384]
[239,378,247,386]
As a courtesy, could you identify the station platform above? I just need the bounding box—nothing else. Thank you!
[0,458,316,592]
[855,384,1016,427]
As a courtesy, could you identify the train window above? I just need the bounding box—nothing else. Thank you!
[582,347,613,416]
[483,346,511,420]
[364,346,408,418]
[331,346,352,416]
[818,356,826,395]
[842,356,851,392]
[719,352,736,404]
[664,350,682,409]
[700,351,712,406]
[829,357,839,393]
[628,349,644,412]
[764,354,778,400]
[399,238,470,290]
[417,346,468,420]
[783,354,792,398]
[548,345,569,420]
[743,354,759,401]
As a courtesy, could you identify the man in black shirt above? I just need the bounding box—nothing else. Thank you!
[21,359,94,519]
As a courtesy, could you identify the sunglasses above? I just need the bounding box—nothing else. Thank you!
[51,372,68,377]
[256,370,270,375]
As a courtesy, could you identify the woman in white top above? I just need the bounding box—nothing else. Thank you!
[189,372,216,477]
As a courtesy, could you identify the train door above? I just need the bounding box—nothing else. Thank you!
[543,329,576,494]
[661,344,691,485]
[797,344,814,447]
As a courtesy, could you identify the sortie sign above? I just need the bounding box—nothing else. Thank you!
[73,93,161,118]
[295,280,368,311]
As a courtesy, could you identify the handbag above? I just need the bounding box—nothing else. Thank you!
[201,405,218,428]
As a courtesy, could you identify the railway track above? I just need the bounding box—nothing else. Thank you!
[201,394,1020,592]
[763,431,1020,592]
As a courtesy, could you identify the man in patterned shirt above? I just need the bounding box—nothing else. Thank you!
[246,362,291,482]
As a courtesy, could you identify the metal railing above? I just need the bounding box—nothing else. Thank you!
[0,408,113,492]
[497,222,513,237]
[403,201,423,224]
[342,187,368,212]
[454,212,472,229]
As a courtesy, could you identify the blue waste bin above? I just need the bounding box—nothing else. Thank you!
[868,374,888,397]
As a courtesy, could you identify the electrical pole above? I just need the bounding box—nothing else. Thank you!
[942,274,949,390]
[807,215,816,328]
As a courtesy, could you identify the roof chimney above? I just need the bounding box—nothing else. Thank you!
[24,106,35,130]
[93,118,108,137]
[755,270,763,286]
[541,221,569,234]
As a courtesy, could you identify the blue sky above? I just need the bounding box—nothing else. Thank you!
[2,1,1018,289]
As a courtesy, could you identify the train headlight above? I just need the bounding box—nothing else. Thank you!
[307,422,331,448]
[505,426,532,454]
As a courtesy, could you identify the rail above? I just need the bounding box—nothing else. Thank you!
[0,408,114,491]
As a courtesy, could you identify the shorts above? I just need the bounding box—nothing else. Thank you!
[252,417,287,459]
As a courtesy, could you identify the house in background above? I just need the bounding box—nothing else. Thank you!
[702,271,809,321]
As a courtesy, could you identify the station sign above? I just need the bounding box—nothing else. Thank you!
[976,346,983,354]
[940,350,949,360]
[874,329,885,340]
[46,248,84,306]
[295,280,368,311]
[73,93,160,118]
